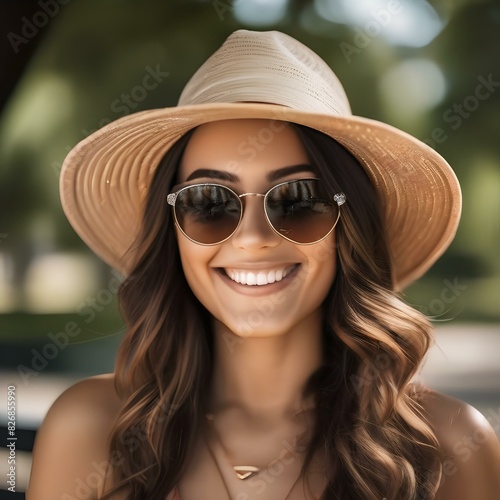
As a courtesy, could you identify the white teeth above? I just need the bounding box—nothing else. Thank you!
[257,272,267,285]
[225,266,296,286]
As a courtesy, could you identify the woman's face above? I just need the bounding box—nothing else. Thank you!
[174,119,337,338]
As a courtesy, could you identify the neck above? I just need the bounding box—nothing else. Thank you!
[208,311,324,420]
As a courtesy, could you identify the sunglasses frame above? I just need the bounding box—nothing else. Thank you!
[167,177,346,246]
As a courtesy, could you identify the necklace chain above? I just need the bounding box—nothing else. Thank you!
[204,424,303,500]
[201,408,313,500]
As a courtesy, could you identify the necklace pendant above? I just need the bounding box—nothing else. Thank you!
[233,465,260,480]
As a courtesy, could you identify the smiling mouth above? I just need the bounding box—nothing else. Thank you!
[223,265,299,286]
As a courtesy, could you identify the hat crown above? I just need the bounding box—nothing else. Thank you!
[179,30,352,116]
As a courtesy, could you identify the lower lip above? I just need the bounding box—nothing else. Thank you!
[215,265,301,296]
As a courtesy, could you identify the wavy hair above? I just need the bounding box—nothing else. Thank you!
[101,123,442,499]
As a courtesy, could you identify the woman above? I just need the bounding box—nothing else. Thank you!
[27,30,500,499]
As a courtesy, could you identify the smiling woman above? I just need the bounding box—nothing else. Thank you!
[26,30,500,500]
[172,120,339,342]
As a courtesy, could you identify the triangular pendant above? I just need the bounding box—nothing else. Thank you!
[233,465,260,480]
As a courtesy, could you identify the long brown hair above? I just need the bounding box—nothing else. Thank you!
[102,122,442,499]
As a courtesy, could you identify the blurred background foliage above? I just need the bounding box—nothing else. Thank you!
[0,0,499,373]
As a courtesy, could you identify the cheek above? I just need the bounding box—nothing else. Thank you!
[303,236,338,299]
[176,235,217,305]
[308,235,337,275]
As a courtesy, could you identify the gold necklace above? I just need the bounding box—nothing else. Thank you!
[204,422,304,500]
[204,413,311,499]
[205,413,307,479]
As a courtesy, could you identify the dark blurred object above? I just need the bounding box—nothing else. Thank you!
[0,490,24,499]
[0,1,55,115]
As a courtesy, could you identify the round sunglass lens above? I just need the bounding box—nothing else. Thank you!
[175,185,241,244]
[265,179,339,243]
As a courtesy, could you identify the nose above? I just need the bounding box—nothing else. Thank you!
[230,194,281,249]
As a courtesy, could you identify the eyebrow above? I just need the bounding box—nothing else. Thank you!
[184,164,315,183]
[268,164,315,182]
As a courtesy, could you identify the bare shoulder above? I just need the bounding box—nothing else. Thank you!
[33,373,123,439]
[419,389,500,500]
[27,373,124,500]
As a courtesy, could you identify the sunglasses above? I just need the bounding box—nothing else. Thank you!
[167,178,346,245]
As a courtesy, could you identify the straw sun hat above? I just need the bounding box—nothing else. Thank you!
[60,29,461,290]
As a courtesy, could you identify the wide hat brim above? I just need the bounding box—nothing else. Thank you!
[60,102,461,291]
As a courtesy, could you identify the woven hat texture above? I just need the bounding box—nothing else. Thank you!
[60,30,461,290]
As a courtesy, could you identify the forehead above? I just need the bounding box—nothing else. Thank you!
[177,119,309,182]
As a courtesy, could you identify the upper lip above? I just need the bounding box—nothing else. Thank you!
[213,262,300,270]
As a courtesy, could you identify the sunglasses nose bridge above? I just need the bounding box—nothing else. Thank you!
[237,193,267,223]
[238,192,269,223]
[231,192,280,246]
[238,192,265,199]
